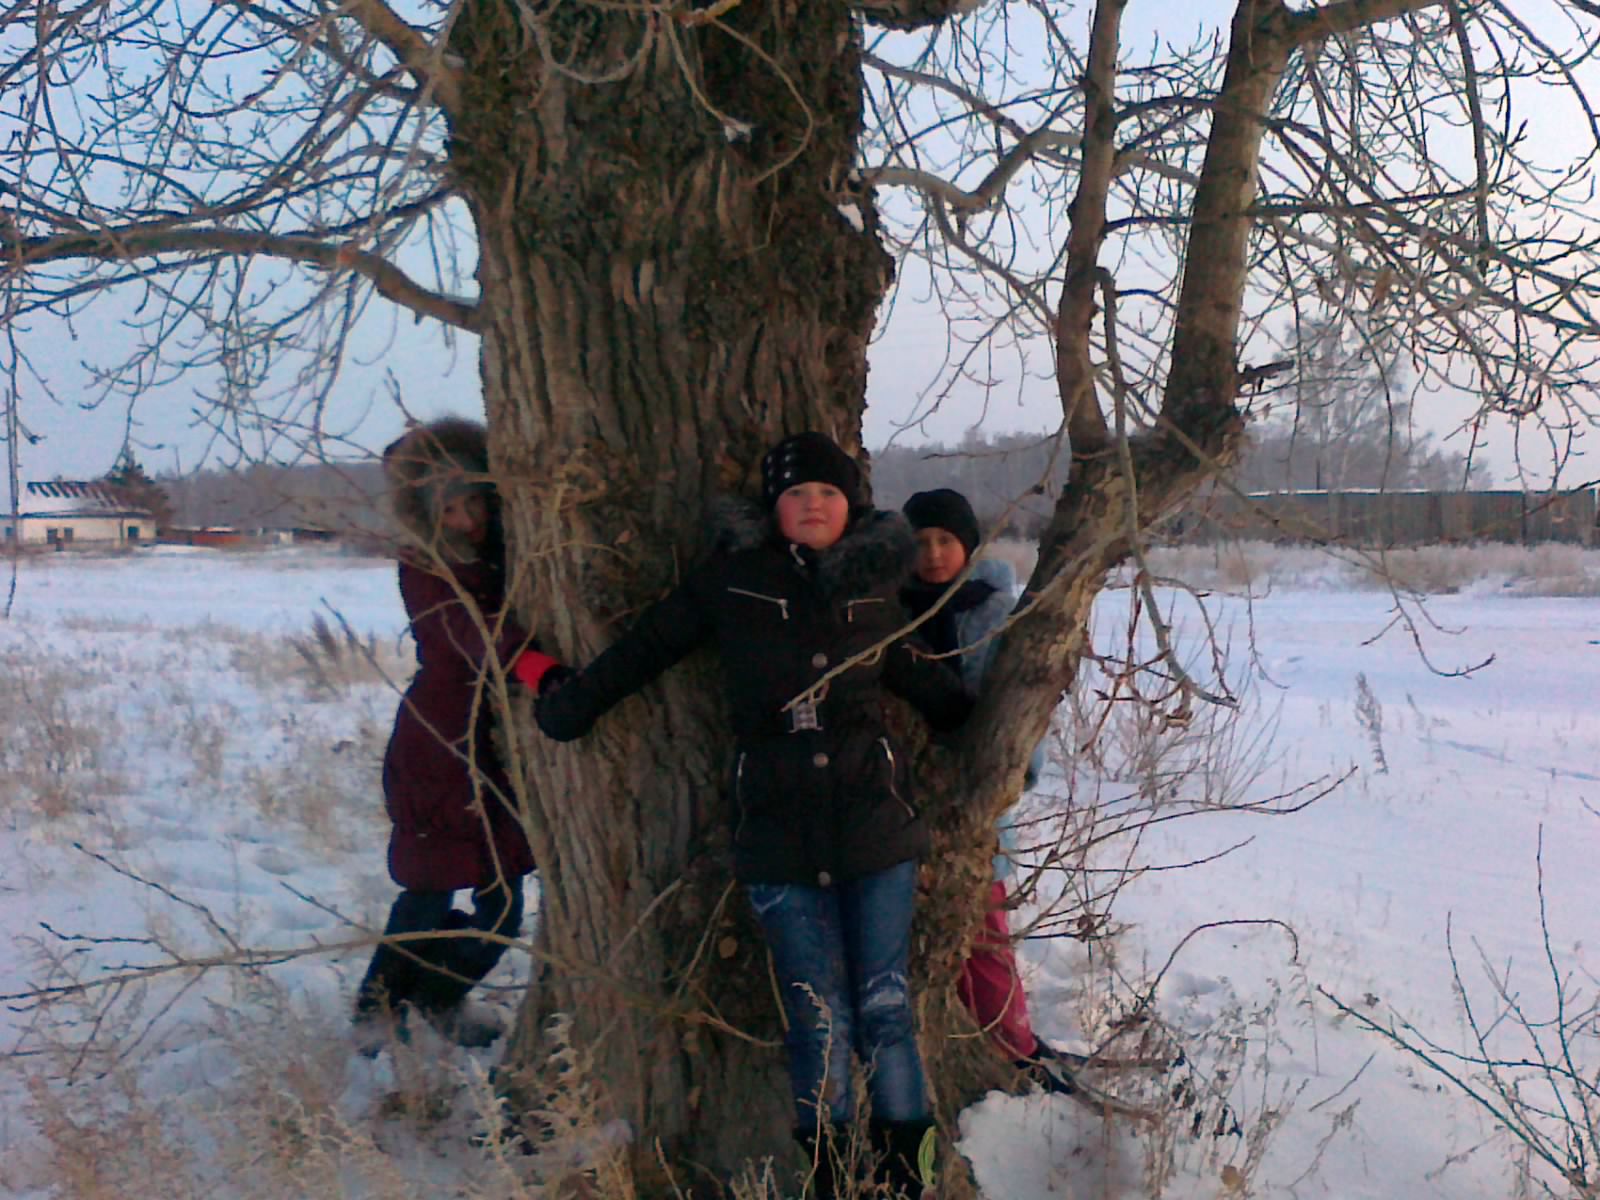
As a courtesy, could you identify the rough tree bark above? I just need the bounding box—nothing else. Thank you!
[445,0,1322,1191]
[442,0,985,1190]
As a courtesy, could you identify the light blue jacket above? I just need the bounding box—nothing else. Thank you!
[953,558,1046,878]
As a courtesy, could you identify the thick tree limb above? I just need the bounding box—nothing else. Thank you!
[1447,0,1493,273]
[1286,0,1448,43]
[1162,0,1295,433]
[1054,0,1123,453]
[332,0,461,110]
[4,227,479,331]
[855,0,991,32]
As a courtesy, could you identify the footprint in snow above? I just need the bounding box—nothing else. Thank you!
[253,847,297,876]
[156,858,270,896]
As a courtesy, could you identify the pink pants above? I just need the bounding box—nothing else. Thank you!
[956,880,1037,1060]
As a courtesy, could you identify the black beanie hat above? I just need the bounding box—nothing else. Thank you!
[903,488,981,558]
[760,431,863,509]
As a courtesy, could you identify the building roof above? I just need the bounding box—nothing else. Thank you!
[19,481,152,519]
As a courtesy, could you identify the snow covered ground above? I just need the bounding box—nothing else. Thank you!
[2,545,1597,1199]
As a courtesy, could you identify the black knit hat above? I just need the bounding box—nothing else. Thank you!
[760,431,862,509]
[903,488,981,558]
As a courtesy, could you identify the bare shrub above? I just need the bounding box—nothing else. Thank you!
[241,714,386,853]
[995,575,1356,1198]
[1145,540,1600,597]
[150,678,236,788]
[21,1068,202,1200]
[0,645,125,823]
[1322,831,1600,1199]
[1128,984,1306,1198]
[959,612,1311,1199]
[230,617,410,699]
[1376,547,1481,596]
[1146,541,1293,591]
[1504,544,1600,597]
[204,1002,451,1199]
[1353,673,1387,774]
[1143,543,1342,593]
[56,613,171,636]
[13,979,608,1200]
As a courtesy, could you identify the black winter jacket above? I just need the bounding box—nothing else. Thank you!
[537,499,971,886]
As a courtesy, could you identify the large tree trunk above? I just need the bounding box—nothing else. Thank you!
[444,2,907,1189]
[438,0,1295,1190]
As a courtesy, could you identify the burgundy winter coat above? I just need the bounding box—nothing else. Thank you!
[383,554,536,891]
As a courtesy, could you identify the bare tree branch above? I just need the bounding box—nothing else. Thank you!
[261,0,466,113]
[1287,0,1449,43]
[6,226,479,330]
[1053,0,1122,453]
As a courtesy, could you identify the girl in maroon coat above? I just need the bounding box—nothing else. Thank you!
[354,418,539,1047]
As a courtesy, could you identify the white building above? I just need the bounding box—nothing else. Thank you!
[4,481,154,547]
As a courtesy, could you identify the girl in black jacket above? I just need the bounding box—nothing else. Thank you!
[527,433,968,1196]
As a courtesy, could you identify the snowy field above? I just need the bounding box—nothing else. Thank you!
[1,544,1598,1199]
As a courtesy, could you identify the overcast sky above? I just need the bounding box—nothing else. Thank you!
[3,0,1587,492]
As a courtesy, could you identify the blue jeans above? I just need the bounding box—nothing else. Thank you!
[746,860,929,1125]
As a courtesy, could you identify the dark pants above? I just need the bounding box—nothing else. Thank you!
[355,877,523,1016]
[746,860,929,1126]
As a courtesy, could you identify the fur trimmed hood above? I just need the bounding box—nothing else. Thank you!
[383,418,494,554]
[707,494,915,600]
[971,555,1018,595]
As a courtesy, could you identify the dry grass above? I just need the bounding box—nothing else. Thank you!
[0,554,1357,1200]
[21,1068,203,1200]
[1143,539,1600,596]
[0,645,126,824]
[11,979,650,1200]
[239,710,387,854]
[232,614,412,697]
[147,678,236,787]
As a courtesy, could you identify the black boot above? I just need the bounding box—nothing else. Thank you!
[1015,1040,1080,1096]
[794,1123,853,1200]
[870,1118,936,1199]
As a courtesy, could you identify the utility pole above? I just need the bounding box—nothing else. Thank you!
[5,388,17,529]
[4,385,19,619]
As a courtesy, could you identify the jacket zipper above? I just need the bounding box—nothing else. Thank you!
[846,597,886,624]
[733,752,749,840]
[878,737,916,821]
[727,587,789,620]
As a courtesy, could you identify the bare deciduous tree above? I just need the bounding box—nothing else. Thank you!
[7,0,1600,1189]
[1231,317,1486,493]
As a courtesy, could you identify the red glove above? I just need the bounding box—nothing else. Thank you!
[513,650,566,693]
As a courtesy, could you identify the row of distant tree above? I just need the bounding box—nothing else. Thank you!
[1232,319,1487,494]
[90,322,1479,542]
[875,321,1486,536]
[88,453,387,540]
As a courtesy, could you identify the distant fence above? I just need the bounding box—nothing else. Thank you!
[1171,488,1600,547]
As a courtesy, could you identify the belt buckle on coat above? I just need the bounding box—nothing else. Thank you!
[785,697,822,733]
[784,684,826,733]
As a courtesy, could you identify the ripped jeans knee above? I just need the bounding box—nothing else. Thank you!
[746,862,930,1125]
[857,969,915,1055]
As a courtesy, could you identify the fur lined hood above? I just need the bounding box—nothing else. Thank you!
[706,494,915,601]
[383,418,494,555]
